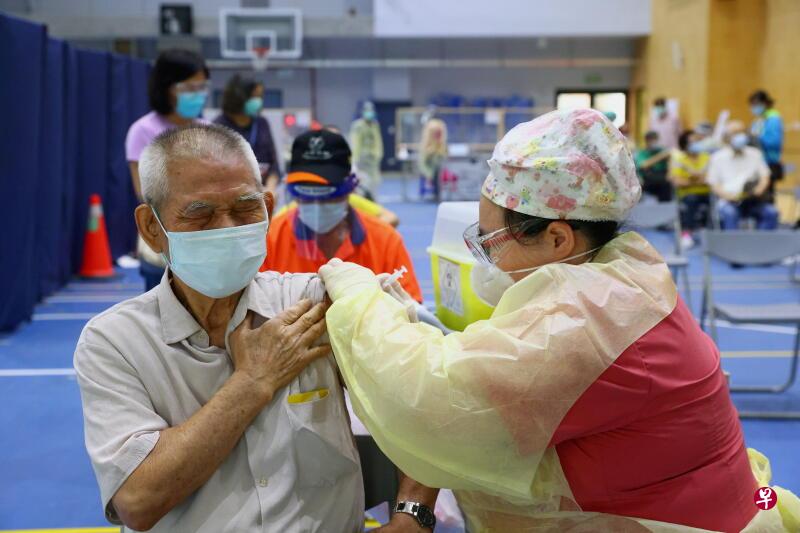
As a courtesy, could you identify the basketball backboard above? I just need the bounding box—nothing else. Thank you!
[219,8,302,60]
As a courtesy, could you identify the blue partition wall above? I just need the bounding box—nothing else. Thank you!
[0,13,150,331]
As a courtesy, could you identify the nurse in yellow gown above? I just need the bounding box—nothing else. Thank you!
[320,109,800,532]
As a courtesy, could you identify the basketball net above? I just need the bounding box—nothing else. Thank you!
[251,46,271,72]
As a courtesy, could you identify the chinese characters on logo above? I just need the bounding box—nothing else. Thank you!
[754,486,778,511]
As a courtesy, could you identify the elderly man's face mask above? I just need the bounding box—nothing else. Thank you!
[152,199,269,298]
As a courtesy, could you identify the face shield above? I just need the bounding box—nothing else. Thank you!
[288,174,359,255]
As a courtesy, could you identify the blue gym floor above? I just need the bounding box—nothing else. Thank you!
[1,178,798,531]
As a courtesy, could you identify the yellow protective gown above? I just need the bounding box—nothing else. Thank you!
[326,232,798,532]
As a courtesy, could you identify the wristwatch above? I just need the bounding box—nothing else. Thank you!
[394,501,436,530]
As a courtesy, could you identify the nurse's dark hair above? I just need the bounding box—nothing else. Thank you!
[503,209,620,250]
[148,49,209,115]
[221,75,263,115]
[749,89,774,107]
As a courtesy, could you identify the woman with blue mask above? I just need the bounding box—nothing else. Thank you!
[125,49,210,292]
[214,75,280,196]
[318,110,799,532]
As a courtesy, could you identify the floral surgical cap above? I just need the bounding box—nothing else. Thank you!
[482,108,640,221]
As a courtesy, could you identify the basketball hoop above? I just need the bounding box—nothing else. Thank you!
[251,46,271,72]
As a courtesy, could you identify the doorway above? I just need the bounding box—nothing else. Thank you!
[555,89,628,128]
[373,100,412,172]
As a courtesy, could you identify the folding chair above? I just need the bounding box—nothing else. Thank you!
[700,229,800,419]
[626,201,692,311]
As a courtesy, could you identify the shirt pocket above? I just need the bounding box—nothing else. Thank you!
[284,387,360,488]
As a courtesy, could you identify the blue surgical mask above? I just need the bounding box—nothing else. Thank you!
[654,105,666,116]
[363,110,376,121]
[751,104,766,116]
[297,201,348,234]
[176,91,207,119]
[153,209,268,298]
[688,142,703,154]
[244,97,264,117]
[730,132,749,150]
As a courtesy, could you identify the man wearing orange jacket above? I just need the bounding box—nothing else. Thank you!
[260,129,422,303]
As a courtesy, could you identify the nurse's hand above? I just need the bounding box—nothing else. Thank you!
[376,272,418,323]
[318,258,380,302]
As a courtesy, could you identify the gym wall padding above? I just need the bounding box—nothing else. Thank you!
[0,13,150,332]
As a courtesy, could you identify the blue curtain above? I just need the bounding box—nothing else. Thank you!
[0,13,151,332]
[0,15,46,331]
[36,38,68,298]
[105,54,137,259]
[71,49,110,273]
[61,44,80,284]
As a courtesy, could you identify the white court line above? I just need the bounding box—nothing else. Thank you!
[32,312,97,321]
[45,294,137,303]
[0,368,76,377]
[66,282,142,290]
[708,320,796,335]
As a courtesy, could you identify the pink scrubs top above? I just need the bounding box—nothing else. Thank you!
[551,297,758,532]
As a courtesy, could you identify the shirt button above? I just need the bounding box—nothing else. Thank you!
[258,477,268,487]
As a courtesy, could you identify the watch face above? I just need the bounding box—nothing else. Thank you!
[417,506,436,527]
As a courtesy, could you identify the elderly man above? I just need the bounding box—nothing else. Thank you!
[707,122,778,230]
[74,124,367,532]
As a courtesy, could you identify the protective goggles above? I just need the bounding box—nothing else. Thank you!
[287,173,359,202]
[463,219,551,265]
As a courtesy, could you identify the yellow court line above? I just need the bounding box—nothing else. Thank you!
[0,529,119,533]
[721,350,793,358]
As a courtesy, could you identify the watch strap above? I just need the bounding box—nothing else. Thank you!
[394,500,436,529]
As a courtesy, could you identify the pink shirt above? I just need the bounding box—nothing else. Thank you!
[648,114,682,149]
[552,297,757,532]
[125,111,207,162]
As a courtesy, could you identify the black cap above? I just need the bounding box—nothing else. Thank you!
[287,129,352,186]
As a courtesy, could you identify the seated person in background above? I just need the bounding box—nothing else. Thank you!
[693,120,723,153]
[669,129,711,249]
[74,125,366,532]
[322,124,400,227]
[261,129,422,302]
[635,130,673,202]
[214,75,280,194]
[707,122,778,230]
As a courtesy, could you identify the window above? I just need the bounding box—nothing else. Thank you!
[556,90,627,127]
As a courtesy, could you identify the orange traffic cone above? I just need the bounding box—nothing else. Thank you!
[79,194,115,278]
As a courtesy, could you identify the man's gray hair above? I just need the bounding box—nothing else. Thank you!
[139,124,261,209]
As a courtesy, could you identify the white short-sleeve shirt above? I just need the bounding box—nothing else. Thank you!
[707,146,770,198]
[74,271,364,533]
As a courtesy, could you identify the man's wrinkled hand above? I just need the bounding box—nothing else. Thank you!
[318,258,380,302]
[229,299,331,404]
